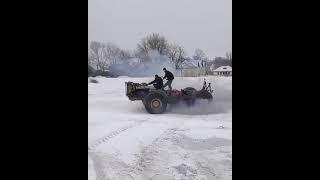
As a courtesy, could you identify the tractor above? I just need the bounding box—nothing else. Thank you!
[125,79,213,114]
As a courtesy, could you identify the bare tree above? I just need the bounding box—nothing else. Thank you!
[103,43,121,66]
[118,49,132,64]
[89,41,127,71]
[226,51,232,61]
[137,33,169,58]
[89,41,104,70]
[168,44,187,69]
[88,45,95,66]
[192,48,209,77]
[133,47,153,64]
[192,48,208,61]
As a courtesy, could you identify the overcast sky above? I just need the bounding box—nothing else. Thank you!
[88,0,232,58]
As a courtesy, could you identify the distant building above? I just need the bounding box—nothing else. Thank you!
[212,66,232,76]
[177,60,206,77]
[207,57,232,75]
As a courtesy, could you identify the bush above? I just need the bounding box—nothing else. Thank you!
[89,79,99,83]
[88,65,96,77]
[93,70,116,77]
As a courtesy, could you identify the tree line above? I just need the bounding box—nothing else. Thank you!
[88,33,231,73]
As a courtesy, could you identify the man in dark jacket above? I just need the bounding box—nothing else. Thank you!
[162,68,174,90]
[148,75,163,90]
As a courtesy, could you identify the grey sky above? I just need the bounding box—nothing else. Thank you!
[88,0,232,58]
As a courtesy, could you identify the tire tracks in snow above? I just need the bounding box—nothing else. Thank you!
[88,118,149,151]
[128,128,185,178]
[88,125,181,180]
[128,127,231,180]
[88,118,149,180]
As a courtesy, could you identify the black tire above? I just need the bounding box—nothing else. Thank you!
[183,87,197,106]
[183,87,197,94]
[143,92,167,114]
[196,89,213,100]
[142,98,146,106]
[183,87,197,97]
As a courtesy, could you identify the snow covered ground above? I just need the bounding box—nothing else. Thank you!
[88,76,232,180]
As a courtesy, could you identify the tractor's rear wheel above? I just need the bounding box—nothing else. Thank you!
[143,93,167,114]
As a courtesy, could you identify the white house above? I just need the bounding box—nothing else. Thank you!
[212,66,232,76]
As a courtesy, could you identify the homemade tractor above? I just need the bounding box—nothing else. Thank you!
[125,79,213,114]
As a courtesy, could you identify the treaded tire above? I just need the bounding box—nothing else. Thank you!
[143,93,167,114]
[196,89,213,100]
[142,93,167,114]
[183,87,197,106]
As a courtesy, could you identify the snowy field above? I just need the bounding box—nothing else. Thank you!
[88,76,232,180]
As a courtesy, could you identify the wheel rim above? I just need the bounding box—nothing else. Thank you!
[151,99,162,109]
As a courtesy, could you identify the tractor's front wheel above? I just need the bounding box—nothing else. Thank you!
[143,93,167,114]
[196,90,213,101]
[183,87,197,106]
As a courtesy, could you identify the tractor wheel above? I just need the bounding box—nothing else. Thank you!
[143,92,167,114]
[183,87,197,94]
[142,98,146,106]
[183,87,197,106]
[196,89,213,101]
